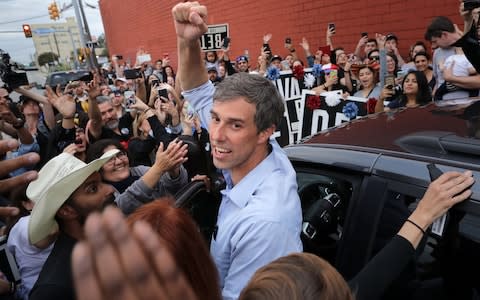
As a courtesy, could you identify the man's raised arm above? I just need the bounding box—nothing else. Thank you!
[172,2,209,91]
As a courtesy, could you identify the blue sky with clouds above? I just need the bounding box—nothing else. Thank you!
[0,0,104,64]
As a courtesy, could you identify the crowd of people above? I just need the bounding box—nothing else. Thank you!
[0,1,478,300]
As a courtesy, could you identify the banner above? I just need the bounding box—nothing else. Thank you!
[270,69,371,146]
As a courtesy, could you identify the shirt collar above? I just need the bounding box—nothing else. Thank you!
[223,141,276,208]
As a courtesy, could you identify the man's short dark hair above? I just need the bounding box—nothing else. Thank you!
[213,72,284,132]
[424,16,455,41]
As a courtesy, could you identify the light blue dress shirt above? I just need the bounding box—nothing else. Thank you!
[183,80,303,300]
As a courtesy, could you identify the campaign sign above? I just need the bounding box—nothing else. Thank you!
[269,69,369,146]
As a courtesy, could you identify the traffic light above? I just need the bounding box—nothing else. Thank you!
[48,2,60,20]
[22,24,32,38]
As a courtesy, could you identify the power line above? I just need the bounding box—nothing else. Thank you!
[0,14,50,26]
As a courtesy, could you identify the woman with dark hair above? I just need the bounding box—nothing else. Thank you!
[86,138,188,214]
[126,198,221,300]
[414,52,436,91]
[353,65,382,99]
[375,71,432,112]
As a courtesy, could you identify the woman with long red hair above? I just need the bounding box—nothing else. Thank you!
[126,198,221,300]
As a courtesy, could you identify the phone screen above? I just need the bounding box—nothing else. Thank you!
[328,23,336,32]
[157,88,168,100]
[124,91,136,111]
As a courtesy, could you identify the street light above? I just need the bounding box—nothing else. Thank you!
[22,24,32,38]
[48,2,60,20]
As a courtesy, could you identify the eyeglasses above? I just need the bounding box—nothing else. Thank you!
[104,151,127,167]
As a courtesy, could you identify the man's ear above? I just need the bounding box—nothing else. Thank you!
[56,205,78,220]
[257,125,276,144]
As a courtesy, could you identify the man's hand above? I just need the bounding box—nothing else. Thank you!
[0,140,39,194]
[172,2,208,42]
[72,206,198,300]
[87,74,102,100]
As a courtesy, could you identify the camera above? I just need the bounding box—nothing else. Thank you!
[464,0,480,10]
[0,49,29,91]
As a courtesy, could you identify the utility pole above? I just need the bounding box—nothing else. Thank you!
[72,0,91,69]
[78,0,97,68]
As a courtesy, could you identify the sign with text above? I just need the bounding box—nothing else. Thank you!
[269,69,370,147]
[200,24,229,52]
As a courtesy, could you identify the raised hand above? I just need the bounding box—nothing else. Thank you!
[410,171,474,228]
[72,206,198,300]
[46,85,76,118]
[87,74,102,99]
[154,139,188,173]
[299,37,310,51]
[172,2,208,41]
[263,33,272,44]
[0,140,39,194]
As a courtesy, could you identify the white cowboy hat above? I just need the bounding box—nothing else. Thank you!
[27,149,119,244]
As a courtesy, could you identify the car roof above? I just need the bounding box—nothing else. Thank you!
[290,100,480,168]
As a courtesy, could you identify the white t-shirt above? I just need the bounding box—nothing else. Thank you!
[443,54,475,100]
[6,216,54,300]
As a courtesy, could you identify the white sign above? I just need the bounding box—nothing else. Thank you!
[200,24,229,52]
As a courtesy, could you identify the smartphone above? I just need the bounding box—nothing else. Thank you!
[124,91,136,111]
[185,102,196,118]
[115,55,123,60]
[263,43,271,53]
[361,32,368,38]
[222,37,230,49]
[385,74,395,89]
[150,79,159,86]
[328,23,336,32]
[285,37,292,44]
[329,69,338,80]
[157,88,168,100]
[124,68,142,79]
[163,53,169,59]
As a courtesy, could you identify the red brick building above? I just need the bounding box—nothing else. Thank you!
[99,0,463,68]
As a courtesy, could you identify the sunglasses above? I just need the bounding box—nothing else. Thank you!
[369,56,380,61]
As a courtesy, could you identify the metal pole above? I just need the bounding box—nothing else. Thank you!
[78,0,98,67]
[68,29,80,69]
[72,0,91,69]
[52,32,60,57]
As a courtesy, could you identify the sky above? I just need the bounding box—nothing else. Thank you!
[0,0,104,64]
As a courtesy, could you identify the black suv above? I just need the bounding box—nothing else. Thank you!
[177,100,480,299]
[44,70,92,90]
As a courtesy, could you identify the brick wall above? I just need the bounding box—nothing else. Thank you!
[99,0,463,68]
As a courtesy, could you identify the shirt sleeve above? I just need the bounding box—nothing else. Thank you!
[221,220,302,300]
[181,81,215,129]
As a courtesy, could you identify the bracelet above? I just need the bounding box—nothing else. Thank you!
[144,108,151,113]
[406,219,426,235]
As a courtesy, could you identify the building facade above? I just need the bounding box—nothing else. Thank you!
[98,0,463,69]
[31,17,82,65]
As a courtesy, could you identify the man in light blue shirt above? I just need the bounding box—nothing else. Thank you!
[174,3,302,299]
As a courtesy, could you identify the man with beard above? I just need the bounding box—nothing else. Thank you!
[28,149,119,300]
[87,77,137,146]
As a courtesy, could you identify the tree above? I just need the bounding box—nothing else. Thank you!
[38,52,59,66]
